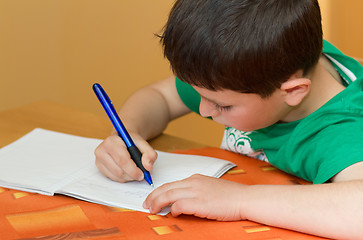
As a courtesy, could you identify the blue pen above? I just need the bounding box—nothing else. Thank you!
[93,83,154,187]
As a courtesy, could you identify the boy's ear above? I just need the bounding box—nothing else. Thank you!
[280,71,311,106]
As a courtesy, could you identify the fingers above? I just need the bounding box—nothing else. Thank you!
[143,176,200,214]
[170,199,201,217]
[143,174,241,220]
[95,133,157,182]
[142,174,244,221]
[96,155,135,182]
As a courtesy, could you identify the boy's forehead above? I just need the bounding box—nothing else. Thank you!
[192,85,253,105]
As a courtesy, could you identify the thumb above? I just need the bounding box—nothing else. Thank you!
[130,133,158,171]
[141,149,158,172]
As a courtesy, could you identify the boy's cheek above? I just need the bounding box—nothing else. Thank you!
[212,114,257,131]
[211,116,229,127]
[213,115,241,128]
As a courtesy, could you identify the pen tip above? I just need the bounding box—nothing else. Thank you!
[151,184,154,188]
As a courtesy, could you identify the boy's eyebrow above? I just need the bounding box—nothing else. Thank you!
[199,94,229,106]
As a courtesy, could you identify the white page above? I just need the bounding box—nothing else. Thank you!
[60,151,235,214]
[0,128,235,214]
[0,128,101,195]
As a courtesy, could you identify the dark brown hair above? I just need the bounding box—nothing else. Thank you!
[159,0,323,97]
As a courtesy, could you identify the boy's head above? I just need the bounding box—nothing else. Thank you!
[160,0,323,98]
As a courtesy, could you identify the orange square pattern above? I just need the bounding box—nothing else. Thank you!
[0,147,327,240]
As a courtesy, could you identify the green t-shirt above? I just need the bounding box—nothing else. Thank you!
[175,40,363,184]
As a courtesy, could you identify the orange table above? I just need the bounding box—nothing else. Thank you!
[0,101,327,239]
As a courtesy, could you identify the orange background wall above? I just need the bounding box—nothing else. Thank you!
[319,0,363,60]
[1,0,363,147]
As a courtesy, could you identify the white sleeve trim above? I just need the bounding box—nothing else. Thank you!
[324,54,357,82]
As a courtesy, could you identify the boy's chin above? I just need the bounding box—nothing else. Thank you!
[231,125,260,132]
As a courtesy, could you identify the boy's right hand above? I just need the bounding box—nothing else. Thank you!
[94,133,158,183]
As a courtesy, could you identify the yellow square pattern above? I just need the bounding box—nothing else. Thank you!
[148,215,163,221]
[228,169,246,174]
[153,226,175,235]
[245,226,270,233]
[13,192,30,199]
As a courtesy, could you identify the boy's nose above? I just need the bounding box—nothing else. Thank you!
[199,98,219,118]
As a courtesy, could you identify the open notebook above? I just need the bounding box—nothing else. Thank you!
[0,128,235,214]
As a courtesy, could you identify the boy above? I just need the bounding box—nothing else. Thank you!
[95,0,363,238]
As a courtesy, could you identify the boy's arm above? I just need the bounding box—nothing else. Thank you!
[118,76,190,139]
[95,76,191,183]
[241,171,363,239]
[144,162,363,239]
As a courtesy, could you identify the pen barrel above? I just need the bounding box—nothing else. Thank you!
[127,145,148,173]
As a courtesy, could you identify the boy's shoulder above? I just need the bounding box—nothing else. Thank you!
[222,41,363,183]
[322,40,363,85]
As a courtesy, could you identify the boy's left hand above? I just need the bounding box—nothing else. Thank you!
[143,174,246,221]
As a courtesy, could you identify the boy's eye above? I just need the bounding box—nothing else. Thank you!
[215,104,232,112]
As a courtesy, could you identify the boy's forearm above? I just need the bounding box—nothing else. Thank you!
[241,180,363,239]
